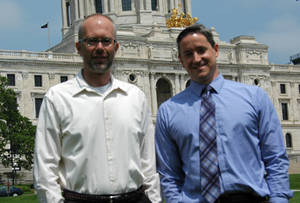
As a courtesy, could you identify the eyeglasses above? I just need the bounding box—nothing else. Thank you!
[78,38,116,47]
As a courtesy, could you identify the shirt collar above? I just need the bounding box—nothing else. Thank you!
[72,69,128,96]
[190,73,225,96]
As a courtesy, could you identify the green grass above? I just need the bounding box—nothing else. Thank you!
[0,194,38,203]
[1,175,299,203]
[290,191,300,203]
[290,174,300,190]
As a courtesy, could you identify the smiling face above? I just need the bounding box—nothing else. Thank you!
[76,15,119,74]
[178,33,219,85]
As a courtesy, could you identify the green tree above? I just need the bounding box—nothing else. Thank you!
[0,76,36,179]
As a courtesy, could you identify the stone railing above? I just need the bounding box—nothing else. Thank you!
[270,64,300,72]
[0,50,82,62]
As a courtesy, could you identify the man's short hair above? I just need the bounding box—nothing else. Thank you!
[177,23,216,57]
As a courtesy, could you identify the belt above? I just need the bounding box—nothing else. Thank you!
[214,193,269,203]
[63,186,144,203]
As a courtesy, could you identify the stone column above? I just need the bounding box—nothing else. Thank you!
[185,0,192,14]
[150,72,158,115]
[103,0,108,13]
[145,0,151,10]
[79,0,84,18]
[74,0,79,20]
[91,0,96,13]
[175,73,180,94]
[31,93,36,119]
[157,0,163,11]
[61,0,67,27]
[271,81,278,110]
[109,0,114,12]
[180,73,185,91]
[170,0,175,11]
[84,0,89,16]
[174,0,180,8]
[291,82,299,121]
[140,0,145,10]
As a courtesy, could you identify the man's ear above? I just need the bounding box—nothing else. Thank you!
[75,42,82,56]
[214,43,219,58]
[178,55,183,66]
[115,42,119,52]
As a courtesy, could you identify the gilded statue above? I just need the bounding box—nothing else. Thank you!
[166,4,198,28]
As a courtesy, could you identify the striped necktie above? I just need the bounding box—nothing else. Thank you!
[200,85,220,203]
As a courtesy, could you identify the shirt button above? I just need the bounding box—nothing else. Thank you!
[110,177,116,182]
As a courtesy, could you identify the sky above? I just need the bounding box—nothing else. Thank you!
[0,0,299,65]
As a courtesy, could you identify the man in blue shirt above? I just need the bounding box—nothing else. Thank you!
[155,23,293,203]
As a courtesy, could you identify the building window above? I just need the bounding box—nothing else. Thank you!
[7,74,15,86]
[66,2,71,27]
[35,98,43,118]
[280,84,286,94]
[286,133,292,148]
[60,76,68,83]
[156,78,172,108]
[254,78,260,86]
[281,103,288,120]
[122,0,132,11]
[34,75,42,87]
[128,73,137,83]
[151,0,157,11]
[96,0,103,13]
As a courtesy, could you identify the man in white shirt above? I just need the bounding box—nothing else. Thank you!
[34,14,161,203]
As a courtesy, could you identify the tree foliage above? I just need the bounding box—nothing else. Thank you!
[0,76,36,171]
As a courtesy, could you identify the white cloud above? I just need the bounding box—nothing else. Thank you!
[255,13,300,63]
[0,0,24,30]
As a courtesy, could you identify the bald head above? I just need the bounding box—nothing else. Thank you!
[78,14,117,40]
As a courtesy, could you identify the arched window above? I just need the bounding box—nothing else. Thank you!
[95,0,103,13]
[286,133,292,148]
[156,78,172,108]
[122,0,132,11]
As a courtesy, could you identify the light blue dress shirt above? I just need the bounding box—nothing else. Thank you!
[155,74,293,203]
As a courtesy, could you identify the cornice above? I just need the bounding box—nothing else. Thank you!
[0,59,83,67]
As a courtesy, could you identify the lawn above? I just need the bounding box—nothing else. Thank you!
[290,174,300,190]
[1,175,300,203]
[289,174,300,203]
[0,194,38,203]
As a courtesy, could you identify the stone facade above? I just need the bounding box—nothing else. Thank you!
[0,0,299,184]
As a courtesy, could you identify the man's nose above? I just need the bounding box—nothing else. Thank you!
[94,41,105,53]
[95,41,105,49]
[193,53,201,62]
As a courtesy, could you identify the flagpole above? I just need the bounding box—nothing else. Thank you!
[47,20,51,49]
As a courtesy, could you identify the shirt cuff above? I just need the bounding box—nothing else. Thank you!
[269,196,290,203]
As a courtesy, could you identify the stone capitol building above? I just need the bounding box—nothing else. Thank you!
[0,0,299,184]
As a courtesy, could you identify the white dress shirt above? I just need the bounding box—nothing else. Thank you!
[34,70,161,203]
